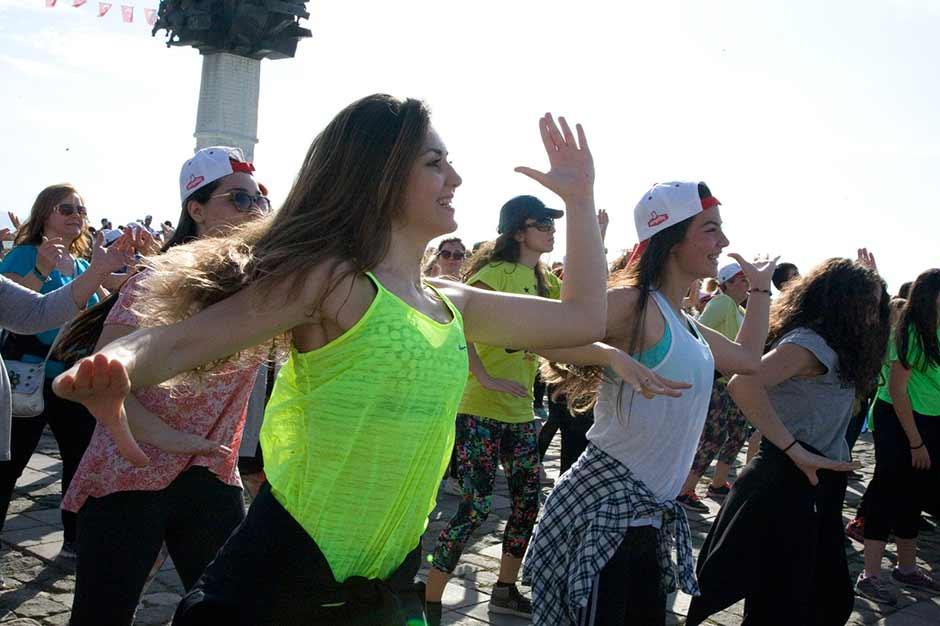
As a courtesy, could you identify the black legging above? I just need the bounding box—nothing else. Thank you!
[537,389,594,474]
[0,380,96,543]
[70,467,245,626]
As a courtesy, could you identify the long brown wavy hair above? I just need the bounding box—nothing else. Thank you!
[78,94,431,372]
[542,182,713,412]
[894,268,940,372]
[14,184,91,259]
[766,257,890,394]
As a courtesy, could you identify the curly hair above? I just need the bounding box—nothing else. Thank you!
[766,257,890,394]
[894,268,940,372]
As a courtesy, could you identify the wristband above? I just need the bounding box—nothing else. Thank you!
[910,442,925,450]
[31,267,48,282]
[782,439,798,453]
[748,287,772,295]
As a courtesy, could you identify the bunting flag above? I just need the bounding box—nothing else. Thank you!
[121,4,133,22]
[72,0,86,6]
[144,7,156,25]
[97,2,111,16]
[46,1,160,27]
[45,0,56,6]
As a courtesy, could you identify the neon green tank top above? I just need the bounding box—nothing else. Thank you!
[260,273,469,581]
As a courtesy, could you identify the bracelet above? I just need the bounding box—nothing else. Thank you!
[782,439,798,453]
[748,287,772,295]
[30,267,48,282]
[910,442,925,450]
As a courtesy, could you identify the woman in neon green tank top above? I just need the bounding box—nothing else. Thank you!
[47,94,670,625]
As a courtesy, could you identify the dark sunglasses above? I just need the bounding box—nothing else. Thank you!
[525,217,555,232]
[438,249,466,260]
[55,203,88,217]
[211,191,272,213]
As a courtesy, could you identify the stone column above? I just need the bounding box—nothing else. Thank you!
[193,52,261,160]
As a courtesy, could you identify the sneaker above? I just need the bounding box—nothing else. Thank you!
[919,516,935,532]
[538,465,554,486]
[58,541,78,560]
[855,573,898,605]
[706,482,731,499]
[441,477,463,496]
[677,492,709,513]
[845,517,865,544]
[489,583,532,618]
[892,567,940,594]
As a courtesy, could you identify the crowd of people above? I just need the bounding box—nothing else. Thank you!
[0,94,937,626]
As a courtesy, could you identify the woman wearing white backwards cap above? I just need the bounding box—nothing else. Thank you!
[57,146,272,626]
[676,260,751,512]
[522,181,844,626]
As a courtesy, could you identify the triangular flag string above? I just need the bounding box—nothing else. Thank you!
[46,0,158,27]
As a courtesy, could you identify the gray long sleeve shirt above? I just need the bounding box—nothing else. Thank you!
[0,276,79,460]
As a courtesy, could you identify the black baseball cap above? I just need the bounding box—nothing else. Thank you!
[496,195,564,234]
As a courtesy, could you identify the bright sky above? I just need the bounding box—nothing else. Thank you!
[2,0,938,291]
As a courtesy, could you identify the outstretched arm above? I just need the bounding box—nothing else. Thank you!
[432,114,607,349]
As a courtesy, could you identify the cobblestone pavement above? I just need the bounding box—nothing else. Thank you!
[2,429,939,625]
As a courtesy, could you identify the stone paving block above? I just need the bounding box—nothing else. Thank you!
[1,516,45,534]
[21,541,65,563]
[440,577,491,609]
[451,599,531,625]
[1,527,62,548]
[13,470,57,491]
[440,611,489,625]
[20,510,62,527]
[25,455,61,473]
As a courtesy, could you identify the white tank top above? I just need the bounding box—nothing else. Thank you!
[587,290,715,502]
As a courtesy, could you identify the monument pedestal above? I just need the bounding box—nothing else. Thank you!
[194,53,261,160]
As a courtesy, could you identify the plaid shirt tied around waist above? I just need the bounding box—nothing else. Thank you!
[522,443,699,625]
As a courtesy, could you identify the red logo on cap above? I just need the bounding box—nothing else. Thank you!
[185,174,205,191]
[648,211,669,228]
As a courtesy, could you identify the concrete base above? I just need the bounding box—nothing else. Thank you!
[194,52,261,161]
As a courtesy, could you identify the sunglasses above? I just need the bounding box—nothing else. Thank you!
[55,203,88,217]
[438,249,466,260]
[525,217,555,232]
[211,191,272,213]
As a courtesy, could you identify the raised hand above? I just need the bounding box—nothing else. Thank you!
[0,228,12,242]
[36,236,67,276]
[788,444,861,485]
[597,209,609,240]
[857,248,878,273]
[52,354,150,467]
[129,226,161,257]
[89,231,136,275]
[8,212,20,231]
[515,113,594,203]
[728,253,778,292]
[610,350,691,400]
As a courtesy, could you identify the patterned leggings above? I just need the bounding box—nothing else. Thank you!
[432,413,540,573]
[690,378,749,476]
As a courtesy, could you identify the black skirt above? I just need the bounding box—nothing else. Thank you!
[686,439,854,626]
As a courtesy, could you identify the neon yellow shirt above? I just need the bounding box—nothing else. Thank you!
[458,262,561,423]
[261,273,469,581]
[876,327,940,416]
[698,292,744,341]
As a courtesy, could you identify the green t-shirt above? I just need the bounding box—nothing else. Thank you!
[458,262,562,423]
[698,292,744,341]
[875,327,940,416]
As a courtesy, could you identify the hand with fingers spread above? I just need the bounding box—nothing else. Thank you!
[129,227,161,257]
[785,443,861,485]
[8,212,21,231]
[88,231,136,276]
[610,350,692,400]
[515,113,594,203]
[728,253,778,293]
[856,248,878,273]
[36,236,68,277]
[0,228,13,242]
[52,354,151,467]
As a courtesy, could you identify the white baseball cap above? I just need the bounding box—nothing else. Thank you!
[628,181,720,265]
[179,146,254,204]
[718,262,744,284]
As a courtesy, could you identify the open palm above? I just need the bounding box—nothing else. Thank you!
[515,113,594,203]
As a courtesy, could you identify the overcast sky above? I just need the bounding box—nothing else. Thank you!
[2,0,938,291]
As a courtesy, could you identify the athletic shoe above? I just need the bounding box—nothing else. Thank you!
[892,567,940,594]
[440,477,463,496]
[855,573,898,605]
[489,583,532,617]
[58,541,78,560]
[677,492,709,513]
[845,517,865,544]
[538,466,555,486]
[919,516,935,532]
[706,482,731,499]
